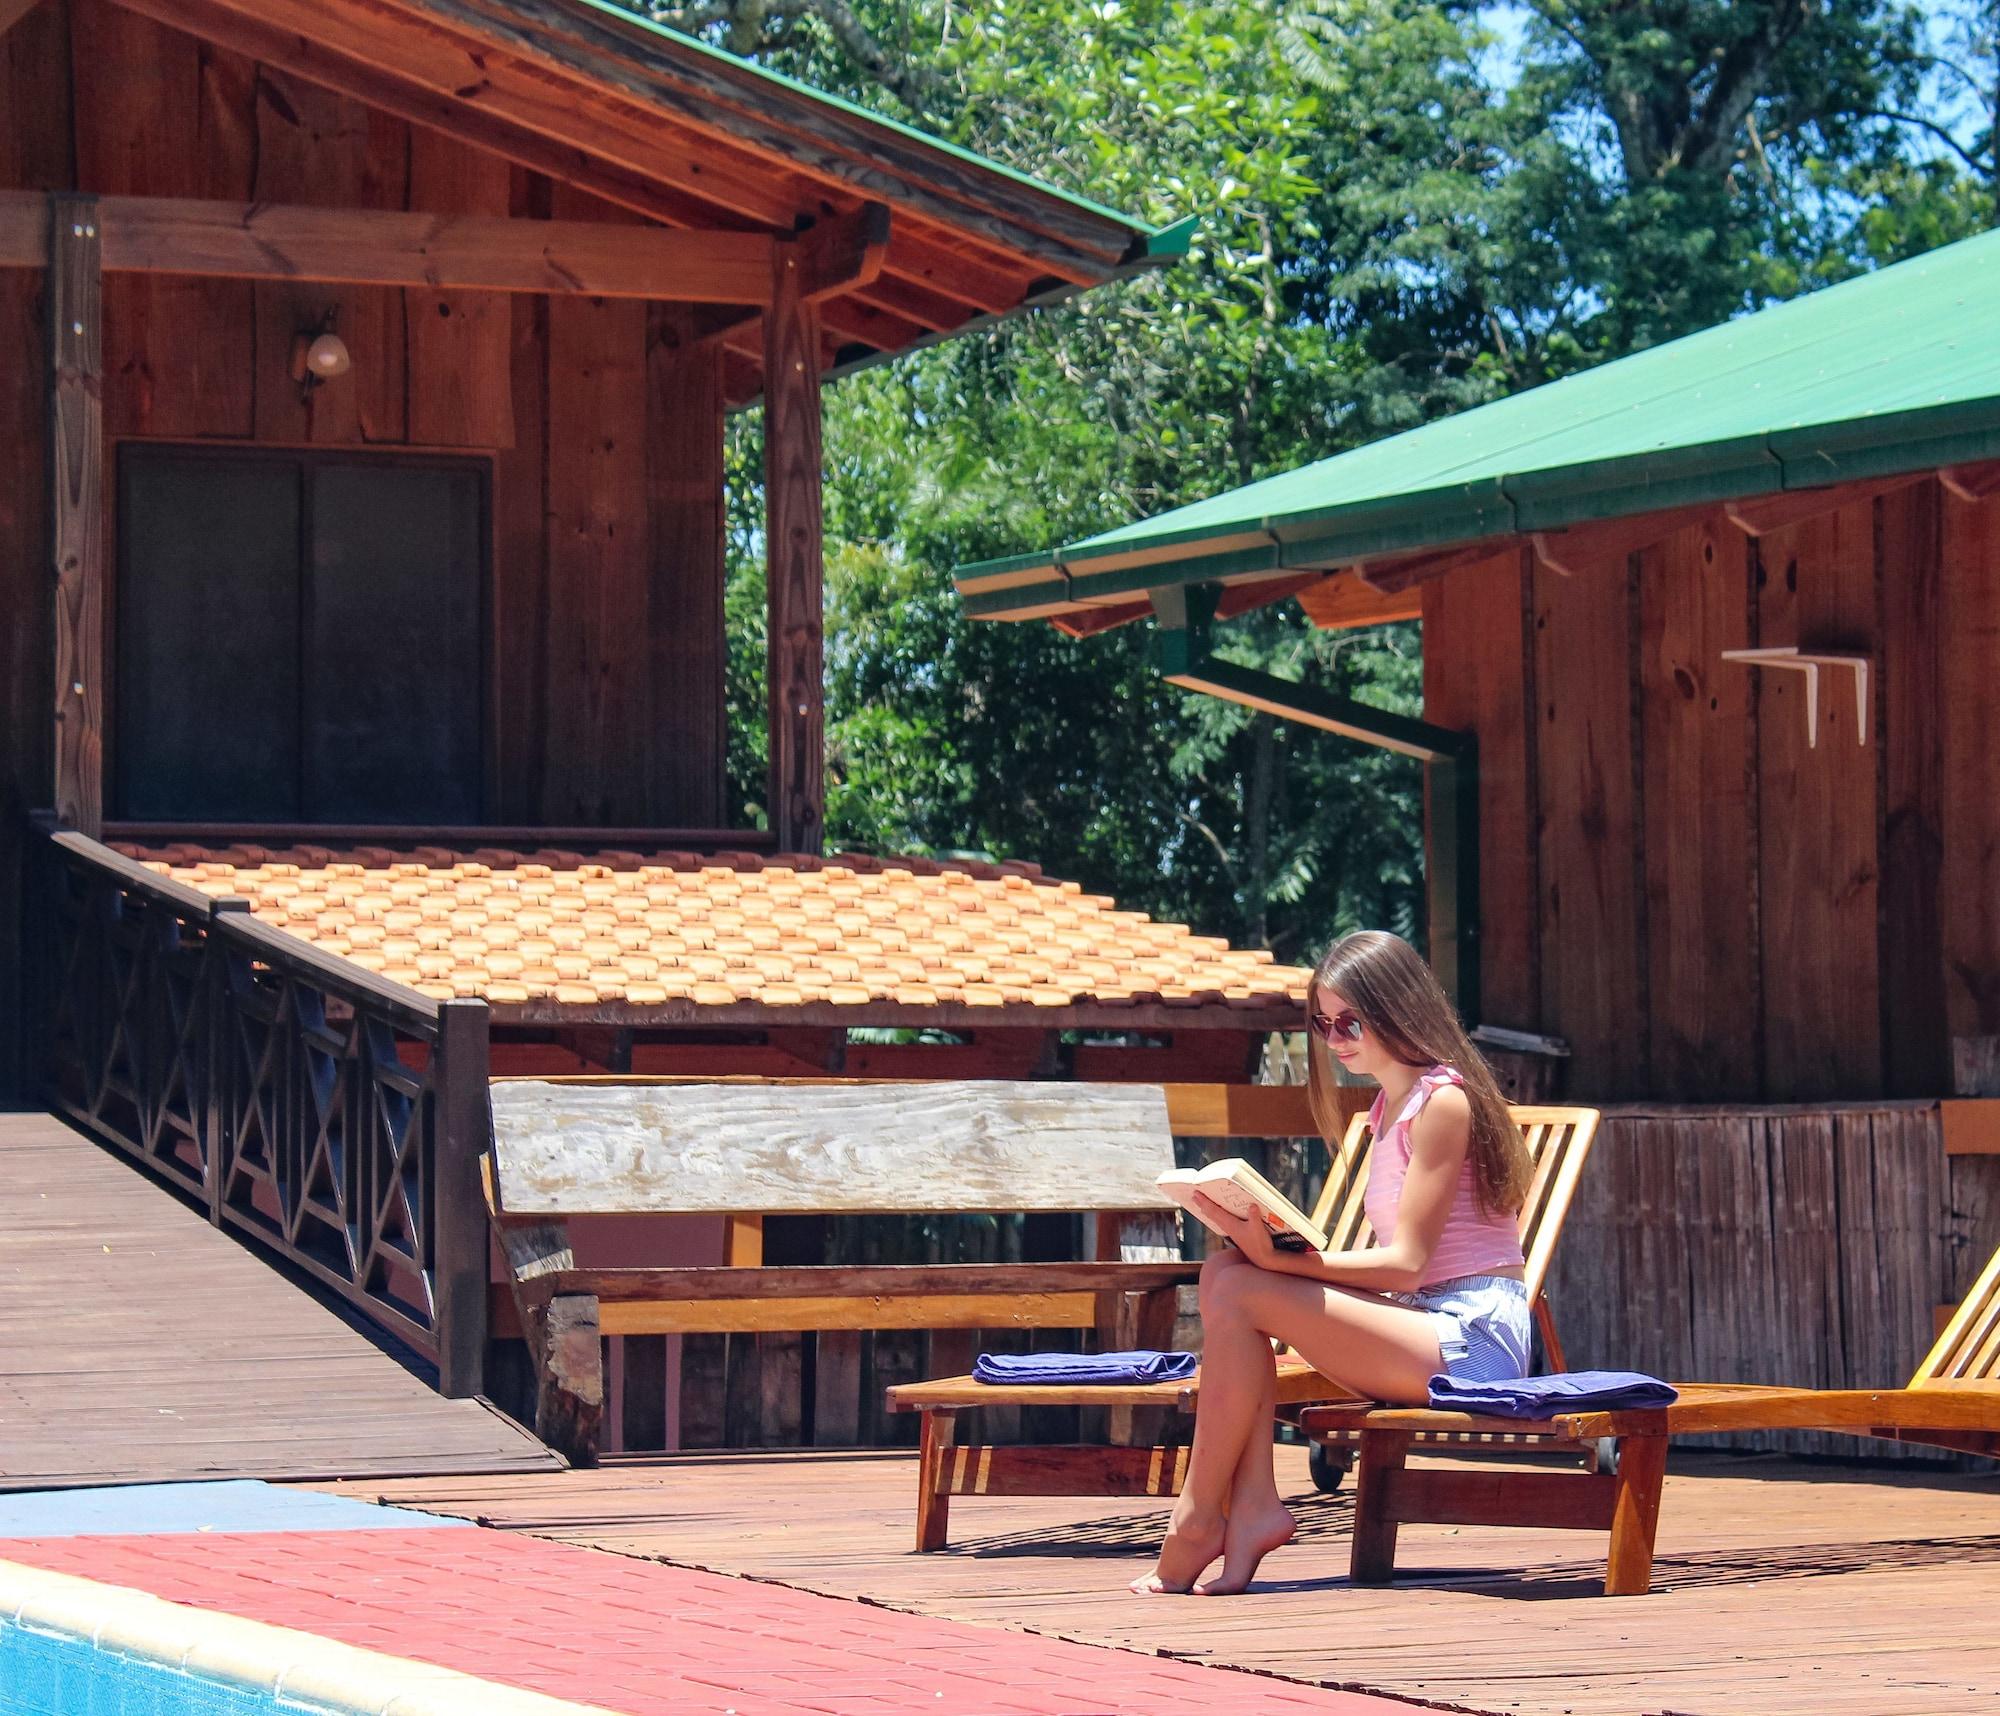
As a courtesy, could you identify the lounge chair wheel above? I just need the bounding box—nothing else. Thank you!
[1308,1441,1353,1493]
[1592,1435,1620,1475]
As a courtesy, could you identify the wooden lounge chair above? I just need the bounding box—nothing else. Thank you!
[886,1103,1601,1549]
[1296,1236,2000,1596]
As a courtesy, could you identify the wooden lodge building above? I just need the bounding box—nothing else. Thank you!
[958,233,2000,1441]
[0,0,1322,1456]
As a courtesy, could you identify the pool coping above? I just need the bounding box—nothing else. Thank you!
[0,1555,627,1716]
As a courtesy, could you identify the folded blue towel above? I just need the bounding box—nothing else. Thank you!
[1428,1370,1679,1418]
[972,1350,1198,1386]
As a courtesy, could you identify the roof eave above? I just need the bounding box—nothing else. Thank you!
[960,399,2000,621]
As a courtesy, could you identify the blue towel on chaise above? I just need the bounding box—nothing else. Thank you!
[972,1350,1198,1386]
[1428,1370,1678,1417]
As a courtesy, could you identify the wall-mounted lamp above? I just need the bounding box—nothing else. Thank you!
[290,308,352,403]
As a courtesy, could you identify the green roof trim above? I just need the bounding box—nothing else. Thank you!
[957,227,2000,617]
[571,0,1176,250]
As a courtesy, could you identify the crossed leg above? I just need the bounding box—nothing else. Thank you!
[1133,1251,1444,1595]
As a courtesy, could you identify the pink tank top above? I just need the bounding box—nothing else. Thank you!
[1363,1066,1524,1285]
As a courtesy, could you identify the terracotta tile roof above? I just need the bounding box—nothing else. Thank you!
[115,843,1310,1025]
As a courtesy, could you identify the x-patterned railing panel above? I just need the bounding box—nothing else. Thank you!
[37,831,489,1395]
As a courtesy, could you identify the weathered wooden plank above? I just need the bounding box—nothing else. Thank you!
[489,1079,1177,1216]
[1877,482,1950,1095]
[647,303,727,826]
[1531,544,1645,1094]
[1755,503,1881,1098]
[1940,491,2000,1045]
[764,236,824,853]
[405,129,514,448]
[48,190,102,837]
[1637,518,1757,1097]
[69,0,256,440]
[1423,549,1537,1030]
[541,183,649,824]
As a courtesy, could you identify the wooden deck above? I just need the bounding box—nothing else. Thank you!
[0,1111,558,1489]
[319,1444,2000,1716]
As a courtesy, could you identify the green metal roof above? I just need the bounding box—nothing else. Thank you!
[958,226,2000,618]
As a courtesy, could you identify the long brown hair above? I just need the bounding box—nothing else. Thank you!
[1305,930,1531,1218]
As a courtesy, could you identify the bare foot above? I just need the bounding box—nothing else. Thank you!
[1129,1507,1225,1595]
[1194,1502,1296,1596]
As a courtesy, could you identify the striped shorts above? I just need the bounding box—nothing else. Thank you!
[1392,1273,1532,1382]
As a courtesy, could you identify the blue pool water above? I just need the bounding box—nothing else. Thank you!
[0,1619,320,1716]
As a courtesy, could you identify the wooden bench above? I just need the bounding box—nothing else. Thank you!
[485,1075,1244,1463]
[885,1104,1600,1548]
[1296,1235,2000,1596]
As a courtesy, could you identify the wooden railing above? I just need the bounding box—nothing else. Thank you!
[38,830,489,1395]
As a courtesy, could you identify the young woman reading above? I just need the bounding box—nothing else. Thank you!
[1133,929,1534,1596]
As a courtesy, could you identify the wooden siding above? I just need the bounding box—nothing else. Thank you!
[1546,1106,2000,1460]
[1433,481,1993,1103]
[0,0,737,940]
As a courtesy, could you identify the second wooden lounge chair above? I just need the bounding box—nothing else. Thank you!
[1296,1236,2000,1596]
[886,1103,1601,1549]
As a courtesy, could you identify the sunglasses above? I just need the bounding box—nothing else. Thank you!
[1308,1008,1365,1045]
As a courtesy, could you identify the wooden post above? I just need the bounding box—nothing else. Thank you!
[916,1406,956,1550]
[48,193,103,838]
[433,997,491,1398]
[764,234,825,854]
[1604,1433,1667,1595]
[1349,1427,1414,1583]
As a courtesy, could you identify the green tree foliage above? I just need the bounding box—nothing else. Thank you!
[649,0,1988,969]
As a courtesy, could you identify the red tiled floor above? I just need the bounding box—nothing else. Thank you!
[0,1528,1422,1715]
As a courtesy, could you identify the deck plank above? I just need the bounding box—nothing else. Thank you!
[316,1445,2000,1716]
[0,1112,558,1488]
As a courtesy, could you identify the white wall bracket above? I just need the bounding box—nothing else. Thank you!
[1720,646,1870,747]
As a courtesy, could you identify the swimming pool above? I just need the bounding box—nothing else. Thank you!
[2,1618,306,1716]
[0,1557,610,1716]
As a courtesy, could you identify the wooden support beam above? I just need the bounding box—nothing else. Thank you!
[1940,1098,2000,1155]
[1725,473,1925,537]
[1295,570,1424,631]
[1354,539,1524,595]
[1939,460,2000,503]
[104,0,1029,317]
[0,188,777,300]
[764,238,826,854]
[797,204,891,303]
[49,194,103,838]
[1531,505,1712,577]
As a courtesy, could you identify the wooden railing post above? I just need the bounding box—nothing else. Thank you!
[205,896,250,1227]
[48,192,104,839]
[434,996,491,1398]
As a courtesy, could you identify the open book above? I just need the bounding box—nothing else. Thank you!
[1157,1158,1329,1252]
